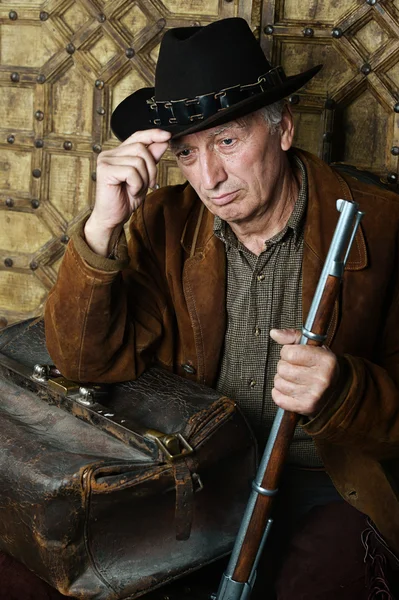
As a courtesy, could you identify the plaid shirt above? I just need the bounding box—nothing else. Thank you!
[214,155,322,467]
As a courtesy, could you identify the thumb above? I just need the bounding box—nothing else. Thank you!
[270,328,301,345]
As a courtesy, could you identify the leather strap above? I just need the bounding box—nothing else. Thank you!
[173,460,194,541]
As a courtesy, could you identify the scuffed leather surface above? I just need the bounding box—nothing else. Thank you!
[0,317,225,432]
[1,549,227,600]
[0,319,243,460]
[112,369,228,435]
[0,321,256,599]
[0,318,51,365]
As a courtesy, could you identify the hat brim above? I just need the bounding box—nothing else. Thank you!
[111,64,322,142]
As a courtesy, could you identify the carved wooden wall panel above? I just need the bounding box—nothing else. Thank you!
[0,0,259,327]
[0,0,397,326]
[261,0,399,177]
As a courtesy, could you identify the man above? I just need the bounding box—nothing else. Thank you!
[45,18,399,599]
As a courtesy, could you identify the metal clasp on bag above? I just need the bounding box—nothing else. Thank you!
[31,365,108,406]
[145,429,194,463]
[32,363,61,383]
[77,385,108,406]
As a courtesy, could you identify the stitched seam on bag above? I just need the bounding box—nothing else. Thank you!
[83,468,118,595]
[185,398,233,436]
[90,465,170,493]
[188,411,237,451]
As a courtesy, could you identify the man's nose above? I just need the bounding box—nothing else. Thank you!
[199,151,227,190]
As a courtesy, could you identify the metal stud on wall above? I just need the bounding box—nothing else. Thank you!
[260,0,399,185]
[0,0,399,327]
[1,0,257,324]
[1,0,397,325]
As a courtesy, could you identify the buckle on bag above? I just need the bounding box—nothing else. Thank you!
[145,430,194,462]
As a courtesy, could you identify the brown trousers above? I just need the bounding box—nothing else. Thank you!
[252,499,398,600]
[273,502,369,599]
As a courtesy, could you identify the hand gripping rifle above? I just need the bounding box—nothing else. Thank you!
[215,198,364,600]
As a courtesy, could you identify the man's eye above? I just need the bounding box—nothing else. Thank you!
[178,149,191,158]
[221,138,234,146]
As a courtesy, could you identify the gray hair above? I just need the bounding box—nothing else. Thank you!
[259,100,285,133]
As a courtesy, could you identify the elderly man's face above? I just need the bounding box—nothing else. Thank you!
[170,107,295,227]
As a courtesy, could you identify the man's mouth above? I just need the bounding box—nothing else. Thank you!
[209,190,239,206]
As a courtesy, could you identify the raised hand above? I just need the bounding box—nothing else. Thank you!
[84,128,172,256]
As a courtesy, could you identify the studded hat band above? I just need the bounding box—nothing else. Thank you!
[146,66,287,127]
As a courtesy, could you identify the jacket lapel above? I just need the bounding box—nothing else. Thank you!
[296,150,368,345]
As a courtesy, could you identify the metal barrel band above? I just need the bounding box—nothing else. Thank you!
[252,481,278,497]
[301,327,327,343]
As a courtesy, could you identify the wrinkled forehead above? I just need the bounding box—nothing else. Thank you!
[169,116,252,151]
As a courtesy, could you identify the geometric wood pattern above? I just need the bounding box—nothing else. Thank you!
[261,0,399,176]
[0,0,261,327]
[0,0,397,327]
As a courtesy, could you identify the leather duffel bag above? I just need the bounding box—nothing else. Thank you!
[0,318,256,599]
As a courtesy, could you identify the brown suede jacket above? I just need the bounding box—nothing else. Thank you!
[45,149,399,553]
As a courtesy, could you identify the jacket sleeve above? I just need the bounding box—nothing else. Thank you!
[44,205,175,383]
[303,274,399,461]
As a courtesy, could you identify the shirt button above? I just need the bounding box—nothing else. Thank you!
[249,379,256,389]
[182,363,196,374]
[254,326,261,337]
[257,274,265,282]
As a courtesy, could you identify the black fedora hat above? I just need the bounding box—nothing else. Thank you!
[111,18,322,141]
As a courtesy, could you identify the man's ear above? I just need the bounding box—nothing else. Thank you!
[280,103,295,152]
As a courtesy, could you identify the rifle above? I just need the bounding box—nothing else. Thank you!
[214,198,364,600]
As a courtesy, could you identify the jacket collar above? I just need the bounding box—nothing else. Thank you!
[295,148,368,342]
[296,148,367,272]
[180,148,368,271]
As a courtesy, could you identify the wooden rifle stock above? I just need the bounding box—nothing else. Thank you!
[215,200,364,600]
